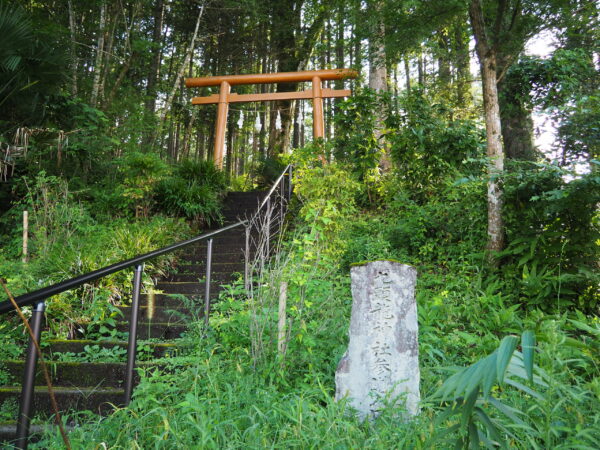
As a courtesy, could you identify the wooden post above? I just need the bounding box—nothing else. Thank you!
[22,210,28,264]
[214,81,231,169]
[278,281,288,357]
[311,76,324,139]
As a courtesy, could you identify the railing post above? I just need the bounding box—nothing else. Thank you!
[288,166,293,202]
[16,300,45,449]
[123,264,143,405]
[279,176,284,229]
[244,226,250,292]
[204,238,213,328]
[265,197,271,259]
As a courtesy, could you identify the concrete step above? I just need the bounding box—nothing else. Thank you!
[179,251,245,264]
[0,422,76,446]
[114,322,188,340]
[117,305,192,322]
[155,281,232,296]
[176,262,245,273]
[0,386,123,416]
[0,361,166,388]
[43,340,182,359]
[164,270,237,283]
[138,293,212,309]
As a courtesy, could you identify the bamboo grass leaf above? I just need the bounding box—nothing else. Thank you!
[468,420,480,449]
[482,353,498,399]
[474,407,506,449]
[461,386,480,427]
[521,330,536,382]
[496,336,519,384]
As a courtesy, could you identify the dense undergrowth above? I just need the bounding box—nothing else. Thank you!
[28,144,600,448]
[0,158,232,353]
[2,91,598,448]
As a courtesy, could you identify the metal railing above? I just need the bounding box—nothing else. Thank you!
[0,164,293,449]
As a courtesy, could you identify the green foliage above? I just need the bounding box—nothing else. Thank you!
[292,162,360,259]
[0,171,190,333]
[117,152,169,218]
[505,49,600,164]
[502,161,600,312]
[250,157,288,189]
[154,159,226,225]
[387,90,485,200]
[0,1,67,130]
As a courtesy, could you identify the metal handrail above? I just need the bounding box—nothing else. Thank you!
[0,221,246,315]
[0,164,292,314]
[2,164,293,449]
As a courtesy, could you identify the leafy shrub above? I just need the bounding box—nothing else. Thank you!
[154,159,225,225]
[117,152,169,218]
[502,161,600,312]
[251,156,287,189]
[387,90,485,201]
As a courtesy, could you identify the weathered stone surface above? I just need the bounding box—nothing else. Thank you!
[335,260,419,419]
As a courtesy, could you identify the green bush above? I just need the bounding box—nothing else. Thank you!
[502,161,600,312]
[154,159,225,225]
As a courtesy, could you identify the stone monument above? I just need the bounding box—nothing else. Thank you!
[335,260,419,419]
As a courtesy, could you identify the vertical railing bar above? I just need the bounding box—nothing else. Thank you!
[288,166,293,202]
[279,177,284,232]
[123,264,143,405]
[16,300,45,449]
[265,198,271,259]
[244,226,250,292]
[204,238,213,329]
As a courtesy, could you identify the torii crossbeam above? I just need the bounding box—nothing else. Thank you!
[185,68,357,168]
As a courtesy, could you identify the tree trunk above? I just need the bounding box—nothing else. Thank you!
[67,0,78,96]
[498,79,535,160]
[146,0,165,116]
[469,0,505,261]
[368,0,390,172]
[90,1,107,107]
[454,19,471,107]
[268,1,327,154]
[404,57,411,91]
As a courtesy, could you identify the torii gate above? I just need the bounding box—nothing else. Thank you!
[184,68,357,168]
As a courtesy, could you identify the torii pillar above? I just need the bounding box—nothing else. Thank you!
[185,68,357,168]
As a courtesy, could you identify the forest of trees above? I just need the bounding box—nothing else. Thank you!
[1,0,598,254]
[0,0,598,447]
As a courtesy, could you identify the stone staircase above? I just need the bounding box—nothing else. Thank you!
[0,190,266,445]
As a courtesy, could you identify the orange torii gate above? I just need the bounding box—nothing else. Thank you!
[184,68,357,168]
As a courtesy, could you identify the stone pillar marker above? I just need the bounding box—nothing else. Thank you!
[335,260,419,419]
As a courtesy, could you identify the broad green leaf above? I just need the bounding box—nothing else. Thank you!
[461,386,479,427]
[482,353,498,399]
[468,420,480,449]
[474,407,506,449]
[488,398,527,427]
[496,336,519,384]
[521,330,535,382]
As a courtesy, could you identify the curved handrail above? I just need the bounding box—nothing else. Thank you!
[0,164,292,315]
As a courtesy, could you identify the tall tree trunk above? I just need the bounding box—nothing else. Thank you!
[417,50,424,86]
[334,5,345,139]
[498,79,535,160]
[269,1,327,154]
[90,1,107,107]
[404,57,411,91]
[437,30,451,87]
[469,0,505,261]
[454,19,471,107]
[368,0,391,172]
[67,0,78,96]
[146,0,165,116]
